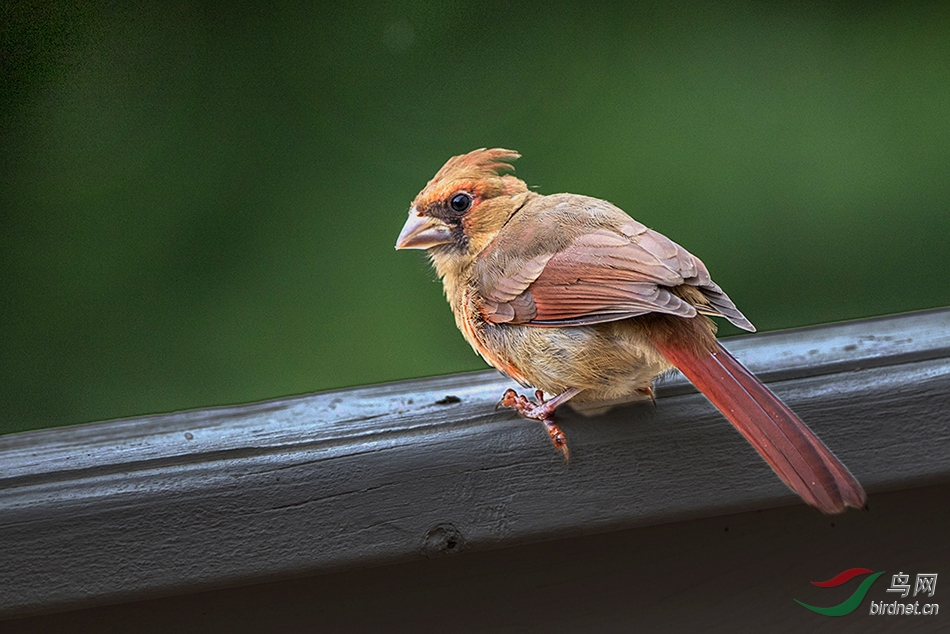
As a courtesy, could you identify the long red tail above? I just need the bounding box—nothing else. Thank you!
[652,339,866,513]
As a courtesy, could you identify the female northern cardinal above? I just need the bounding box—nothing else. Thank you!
[395,148,866,513]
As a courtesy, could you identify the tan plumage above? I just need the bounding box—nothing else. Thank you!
[396,148,866,513]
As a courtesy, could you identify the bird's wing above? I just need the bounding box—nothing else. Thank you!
[480,221,754,331]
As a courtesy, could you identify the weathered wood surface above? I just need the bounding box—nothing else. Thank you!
[11,482,949,633]
[1,308,949,619]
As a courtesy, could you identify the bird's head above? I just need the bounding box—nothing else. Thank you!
[395,149,530,272]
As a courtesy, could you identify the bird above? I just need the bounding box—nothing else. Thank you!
[395,148,866,514]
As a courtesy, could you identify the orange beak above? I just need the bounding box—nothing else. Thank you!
[395,207,453,250]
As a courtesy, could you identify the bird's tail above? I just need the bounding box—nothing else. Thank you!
[651,338,866,513]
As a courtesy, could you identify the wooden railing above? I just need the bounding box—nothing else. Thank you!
[2,308,949,619]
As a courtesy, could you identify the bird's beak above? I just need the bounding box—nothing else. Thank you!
[395,208,453,249]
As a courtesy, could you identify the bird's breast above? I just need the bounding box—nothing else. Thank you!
[473,313,674,404]
[454,288,532,387]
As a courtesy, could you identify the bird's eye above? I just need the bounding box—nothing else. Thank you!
[449,193,472,213]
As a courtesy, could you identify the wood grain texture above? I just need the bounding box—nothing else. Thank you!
[1,308,949,619]
[10,483,949,633]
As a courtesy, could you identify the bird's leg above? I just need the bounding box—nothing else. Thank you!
[499,387,581,461]
[637,385,656,407]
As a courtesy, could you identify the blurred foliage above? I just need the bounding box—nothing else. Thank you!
[2,1,949,434]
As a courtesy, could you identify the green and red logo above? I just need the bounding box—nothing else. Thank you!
[795,568,885,616]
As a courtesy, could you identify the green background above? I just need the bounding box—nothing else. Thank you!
[3,1,949,434]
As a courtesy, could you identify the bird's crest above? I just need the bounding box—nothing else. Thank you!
[428,148,520,186]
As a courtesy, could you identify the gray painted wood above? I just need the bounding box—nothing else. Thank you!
[10,483,949,633]
[1,308,949,619]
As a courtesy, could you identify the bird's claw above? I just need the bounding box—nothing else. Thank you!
[499,389,570,461]
[544,419,569,461]
[500,388,553,420]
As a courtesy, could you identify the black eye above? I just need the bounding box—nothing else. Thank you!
[449,193,472,213]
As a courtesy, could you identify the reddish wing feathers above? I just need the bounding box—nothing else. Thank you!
[527,230,698,323]
[651,337,867,513]
[481,226,755,331]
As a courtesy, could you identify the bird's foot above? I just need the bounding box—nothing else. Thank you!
[637,385,656,407]
[500,389,569,461]
[500,389,559,420]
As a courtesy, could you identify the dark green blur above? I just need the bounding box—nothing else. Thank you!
[2,2,949,434]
